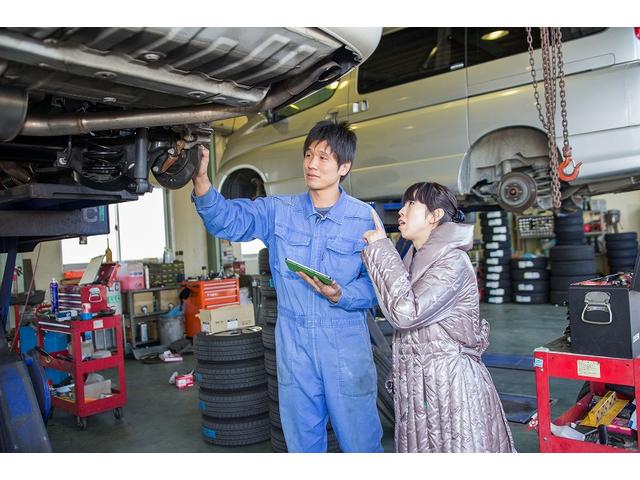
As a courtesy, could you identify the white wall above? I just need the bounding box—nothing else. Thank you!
[170,186,208,278]
[593,190,640,235]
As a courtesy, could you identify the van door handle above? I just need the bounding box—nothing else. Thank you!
[325,110,339,121]
[352,100,369,113]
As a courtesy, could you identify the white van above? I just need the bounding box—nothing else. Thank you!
[217,27,640,212]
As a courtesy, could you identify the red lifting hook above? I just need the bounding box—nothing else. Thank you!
[557,148,582,182]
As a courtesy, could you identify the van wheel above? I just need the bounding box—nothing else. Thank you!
[496,172,537,213]
[221,169,265,200]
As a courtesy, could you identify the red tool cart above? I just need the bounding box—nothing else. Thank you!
[36,315,127,429]
[534,338,640,453]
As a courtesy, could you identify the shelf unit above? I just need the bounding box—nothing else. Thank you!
[183,279,240,337]
[36,315,126,429]
[122,286,180,348]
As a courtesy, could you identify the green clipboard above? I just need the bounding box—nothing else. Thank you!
[285,258,333,286]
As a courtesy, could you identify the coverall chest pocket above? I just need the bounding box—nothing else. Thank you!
[324,236,366,286]
[273,222,312,279]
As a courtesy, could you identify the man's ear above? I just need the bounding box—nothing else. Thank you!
[338,161,351,177]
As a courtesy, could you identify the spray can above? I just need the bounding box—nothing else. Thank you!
[50,278,59,313]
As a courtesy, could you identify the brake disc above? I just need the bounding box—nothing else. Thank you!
[151,147,199,190]
[497,171,537,213]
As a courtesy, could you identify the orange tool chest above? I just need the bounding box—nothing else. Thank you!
[183,278,240,337]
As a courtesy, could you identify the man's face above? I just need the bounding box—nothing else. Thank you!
[303,140,351,192]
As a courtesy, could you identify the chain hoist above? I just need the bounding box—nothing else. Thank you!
[526,27,582,210]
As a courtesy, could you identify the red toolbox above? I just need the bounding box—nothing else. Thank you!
[183,279,240,337]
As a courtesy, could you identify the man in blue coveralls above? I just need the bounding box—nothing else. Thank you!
[192,120,383,453]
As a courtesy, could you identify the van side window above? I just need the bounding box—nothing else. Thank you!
[466,27,606,66]
[357,28,466,94]
[274,82,339,120]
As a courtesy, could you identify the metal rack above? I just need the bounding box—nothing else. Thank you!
[122,286,180,348]
[36,315,127,430]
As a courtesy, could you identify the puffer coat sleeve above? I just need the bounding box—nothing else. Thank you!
[362,237,465,331]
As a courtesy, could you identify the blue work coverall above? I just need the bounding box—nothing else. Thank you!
[193,186,383,452]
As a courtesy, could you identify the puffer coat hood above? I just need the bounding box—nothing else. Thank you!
[362,222,515,453]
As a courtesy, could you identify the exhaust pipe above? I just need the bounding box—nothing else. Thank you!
[0,87,28,142]
[18,61,342,137]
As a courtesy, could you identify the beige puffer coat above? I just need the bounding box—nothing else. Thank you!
[362,222,515,453]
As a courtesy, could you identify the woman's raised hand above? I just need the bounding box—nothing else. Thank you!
[363,208,387,245]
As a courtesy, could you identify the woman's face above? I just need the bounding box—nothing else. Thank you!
[398,199,438,242]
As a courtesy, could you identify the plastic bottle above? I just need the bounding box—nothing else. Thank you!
[50,278,59,313]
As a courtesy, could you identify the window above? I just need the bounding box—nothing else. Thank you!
[275,82,339,120]
[466,28,606,67]
[62,189,167,266]
[357,28,466,94]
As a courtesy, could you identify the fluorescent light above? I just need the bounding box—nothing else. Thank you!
[481,30,509,41]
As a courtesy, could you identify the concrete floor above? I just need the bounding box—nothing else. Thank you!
[47,303,581,453]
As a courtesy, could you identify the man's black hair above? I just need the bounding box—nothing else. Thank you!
[303,120,356,178]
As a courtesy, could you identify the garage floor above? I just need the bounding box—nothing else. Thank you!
[46,303,581,453]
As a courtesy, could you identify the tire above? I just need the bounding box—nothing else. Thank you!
[485,296,511,304]
[607,248,638,260]
[608,262,636,273]
[264,314,278,326]
[513,293,549,304]
[554,215,584,227]
[269,400,282,429]
[201,413,271,447]
[375,320,394,336]
[484,279,511,289]
[481,217,507,228]
[481,225,509,236]
[605,239,638,250]
[549,290,568,306]
[264,348,277,376]
[270,426,340,453]
[481,211,508,220]
[482,233,509,243]
[605,232,637,242]
[555,230,585,245]
[485,248,511,259]
[195,358,267,391]
[484,241,511,251]
[487,288,511,297]
[511,269,549,281]
[258,248,271,275]
[485,272,511,282]
[484,264,509,274]
[258,275,277,299]
[194,327,264,363]
[261,323,275,350]
[511,257,547,270]
[550,245,595,262]
[550,274,595,291]
[484,256,511,266]
[267,374,279,402]
[198,386,269,418]
[554,223,584,234]
[550,259,596,276]
[512,280,549,293]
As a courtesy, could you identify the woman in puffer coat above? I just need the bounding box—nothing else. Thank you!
[362,181,515,453]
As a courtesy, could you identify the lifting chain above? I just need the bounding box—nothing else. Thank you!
[526,27,582,211]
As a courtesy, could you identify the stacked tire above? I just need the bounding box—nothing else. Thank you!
[605,232,638,273]
[257,248,276,327]
[510,257,549,304]
[549,245,597,306]
[480,211,512,304]
[554,210,585,245]
[194,327,270,447]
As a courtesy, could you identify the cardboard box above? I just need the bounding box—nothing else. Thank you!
[158,288,179,311]
[198,304,255,334]
[132,291,154,315]
[84,379,112,400]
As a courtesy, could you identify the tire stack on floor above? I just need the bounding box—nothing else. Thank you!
[480,211,512,304]
[549,245,597,306]
[605,232,638,273]
[194,327,270,447]
[510,257,549,305]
